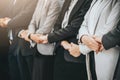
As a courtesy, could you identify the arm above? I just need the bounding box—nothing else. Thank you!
[48,1,91,43]
[102,23,120,49]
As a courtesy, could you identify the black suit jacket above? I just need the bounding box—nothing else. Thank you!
[48,0,92,63]
[102,20,120,80]
[6,0,38,56]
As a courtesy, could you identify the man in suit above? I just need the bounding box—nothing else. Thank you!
[0,0,10,80]
[32,0,92,80]
[0,0,38,80]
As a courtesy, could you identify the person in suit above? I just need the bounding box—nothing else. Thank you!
[66,0,120,80]
[0,0,10,80]
[0,0,38,80]
[88,19,120,80]
[33,0,92,80]
[20,0,60,80]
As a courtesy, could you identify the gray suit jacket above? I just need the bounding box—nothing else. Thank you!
[28,0,60,55]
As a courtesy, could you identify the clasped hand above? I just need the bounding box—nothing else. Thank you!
[81,35,104,53]
[0,17,11,28]
[20,30,48,44]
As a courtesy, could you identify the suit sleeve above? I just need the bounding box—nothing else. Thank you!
[102,22,120,50]
[7,0,38,29]
[48,1,91,43]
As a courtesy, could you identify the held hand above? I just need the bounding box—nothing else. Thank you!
[20,30,28,38]
[69,43,81,57]
[20,30,30,42]
[30,34,42,43]
[38,34,48,44]
[61,41,71,50]
[0,17,11,28]
[81,35,101,53]
[93,36,104,51]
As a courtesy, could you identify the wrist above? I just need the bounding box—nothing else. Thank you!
[81,35,88,43]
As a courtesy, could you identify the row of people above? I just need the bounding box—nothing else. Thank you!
[0,0,120,80]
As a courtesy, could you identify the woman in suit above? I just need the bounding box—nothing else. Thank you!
[34,0,92,80]
[78,0,120,80]
[20,0,60,80]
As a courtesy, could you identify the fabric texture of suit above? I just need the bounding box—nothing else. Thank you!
[28,0,60,55]
[7,0,38,80]
[102,20,120,80]
[47,0,92,80]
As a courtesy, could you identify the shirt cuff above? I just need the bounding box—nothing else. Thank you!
[79,43,92,55]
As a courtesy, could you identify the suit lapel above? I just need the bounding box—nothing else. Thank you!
[69,0,85,21]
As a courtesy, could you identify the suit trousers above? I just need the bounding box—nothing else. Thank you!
[32,48,54,80]
[8,38,34,80]
[53,47,88,80]
[0,47,9,80]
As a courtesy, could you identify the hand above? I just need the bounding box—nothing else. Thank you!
[68,43,81,57]
[30,34,42,43]
[20,30,27,38]
[39,34,48,44]
[81,35,101,53]
[61,41,71,50]
[20,30,30,42]
[0,17,11,28]
[93,36,104,51]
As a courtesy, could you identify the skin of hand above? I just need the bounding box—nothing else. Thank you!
[69,43,81,57]
[20,30,31,42]
[81,35,101,53]
[0,17,11,28]
[61,41,81,57]
[38,34,48,44]
[61,41,71,50]
[93,36,104,51]
[30,34,42,43]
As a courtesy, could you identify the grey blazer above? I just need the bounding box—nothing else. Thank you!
[28,0,60,55]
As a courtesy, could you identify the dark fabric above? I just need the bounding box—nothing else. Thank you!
[8,41,34,80]
[89,52,97,80]
[18,38,35,56]
[47,0,92,79]
[113,54,120,80]
[7,0,38,80]
[8,44,21,80]
[48,0,92,43]
[32,51,54,80]
[6,0,38,32]
[0,47,9,80]
[54,47,88,80]
[102,20,120,50]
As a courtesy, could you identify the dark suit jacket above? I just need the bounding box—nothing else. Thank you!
[6,0,38,56]
[6,0,38,36]
[48,0,92,63]
[0,0,10,47]
[102,20,120,80]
